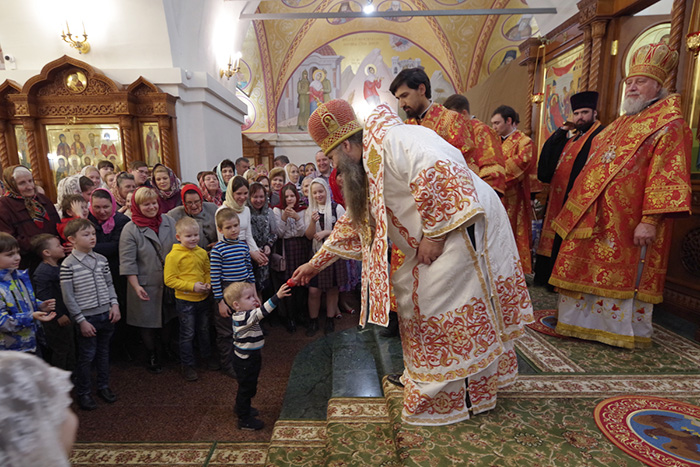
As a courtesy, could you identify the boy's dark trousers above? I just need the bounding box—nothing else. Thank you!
[176,297,212,367]
[233,349,261,419]
[75,311,114,396]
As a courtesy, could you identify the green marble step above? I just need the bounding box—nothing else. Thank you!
[264,420,327,467]
[367,324,405,380]
[279,337,334,419]
[331,327,383,398]
[324,398,401,467]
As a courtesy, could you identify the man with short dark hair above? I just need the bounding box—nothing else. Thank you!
[235,157,250,176]
[551,43,692,348]
[292,99,533,426]
[389,69,504,193]
[273,155,289,168]
[491,105,535,273]
[534,91,604,287]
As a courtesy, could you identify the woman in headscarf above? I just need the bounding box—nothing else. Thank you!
[119,187,177,374]
[198,170,223,206]
[168,184,218,250]
[213,159,235,195]
[243,168,258,184]
[0,165,61,269]
[109,172,137,216]
[217,176,268,266]
[284,163,302,191]
[151,163,182,213]
[247,182,277,300]
[272,182,309,333]
[0,352,77,467]
[303,178,347,335]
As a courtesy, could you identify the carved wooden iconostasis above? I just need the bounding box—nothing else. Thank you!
[0,55,178,201]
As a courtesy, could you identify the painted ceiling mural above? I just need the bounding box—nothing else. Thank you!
[240,0,539,134]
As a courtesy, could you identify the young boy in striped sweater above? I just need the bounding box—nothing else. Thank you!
[223,281,290,430]
[60,218,121,411]
[211,208,255,377]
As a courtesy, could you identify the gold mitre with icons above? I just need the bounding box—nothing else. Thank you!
[628,42,679,85]
[308,99,362,155]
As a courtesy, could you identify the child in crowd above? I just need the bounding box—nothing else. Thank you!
[57,193,89,245]
[60,219,121,411]
[304,178,347,336]
[223,281,290,430]
[211,208,255,378]
[31,233,75,371]
[0,233,56,352]
[164,217,215,382]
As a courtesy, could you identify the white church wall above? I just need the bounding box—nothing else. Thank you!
[0,0,251,182]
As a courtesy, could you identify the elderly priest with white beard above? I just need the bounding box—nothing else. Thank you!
[550,42,692,349]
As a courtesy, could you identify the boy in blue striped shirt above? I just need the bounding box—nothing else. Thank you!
[211,208,255,376]
[224,281,290,430]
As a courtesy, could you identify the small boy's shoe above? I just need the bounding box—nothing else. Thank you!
[78,394,97,411]
[182,365,199,382]
[97,388,117,403]
[238,417,264,431]
[235,407,259,417]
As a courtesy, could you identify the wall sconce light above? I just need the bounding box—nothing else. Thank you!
[61,21,90,54]
[220,52,242,80]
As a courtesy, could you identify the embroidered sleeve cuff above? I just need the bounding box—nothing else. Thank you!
[641,215,663,226]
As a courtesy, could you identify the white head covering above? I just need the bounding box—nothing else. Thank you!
[55,174,82,215]
[305,177,333,252]
[0,352,73,467]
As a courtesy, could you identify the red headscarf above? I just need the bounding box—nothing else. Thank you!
[130,186,162,234]
[274,182,305,212]
[181,184,203,215]
[329,168,345,208]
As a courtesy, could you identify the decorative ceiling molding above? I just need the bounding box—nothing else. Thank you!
[241,7,557,20]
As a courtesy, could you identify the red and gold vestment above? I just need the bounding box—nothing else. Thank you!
[500,130,536,273]
[550,95,692,348]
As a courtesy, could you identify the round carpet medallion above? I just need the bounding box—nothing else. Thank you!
[594,395,700,466]
[526,309,568,338]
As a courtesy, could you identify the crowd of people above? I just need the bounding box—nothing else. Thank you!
[0,148,361,435]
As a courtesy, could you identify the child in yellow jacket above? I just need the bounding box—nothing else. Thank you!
[164,217,216,381]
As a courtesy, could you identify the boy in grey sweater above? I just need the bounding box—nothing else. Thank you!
[60,218,121,411]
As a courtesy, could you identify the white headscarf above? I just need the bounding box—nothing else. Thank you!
[305,177,333,252]
[0,352,73,467]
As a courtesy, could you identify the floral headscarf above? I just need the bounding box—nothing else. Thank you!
[151,164,181,200]
[109,171,128,206]
[198,171,222,206]
[3,165,48,227]
[89,188,118,235]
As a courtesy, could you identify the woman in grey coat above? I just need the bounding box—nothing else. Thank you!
[119,187,177,373]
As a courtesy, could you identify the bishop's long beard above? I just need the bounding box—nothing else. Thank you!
[335,148,369,227]
[622,95,649,115]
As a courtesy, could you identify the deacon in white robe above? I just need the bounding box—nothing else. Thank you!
[293,101,533,426]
